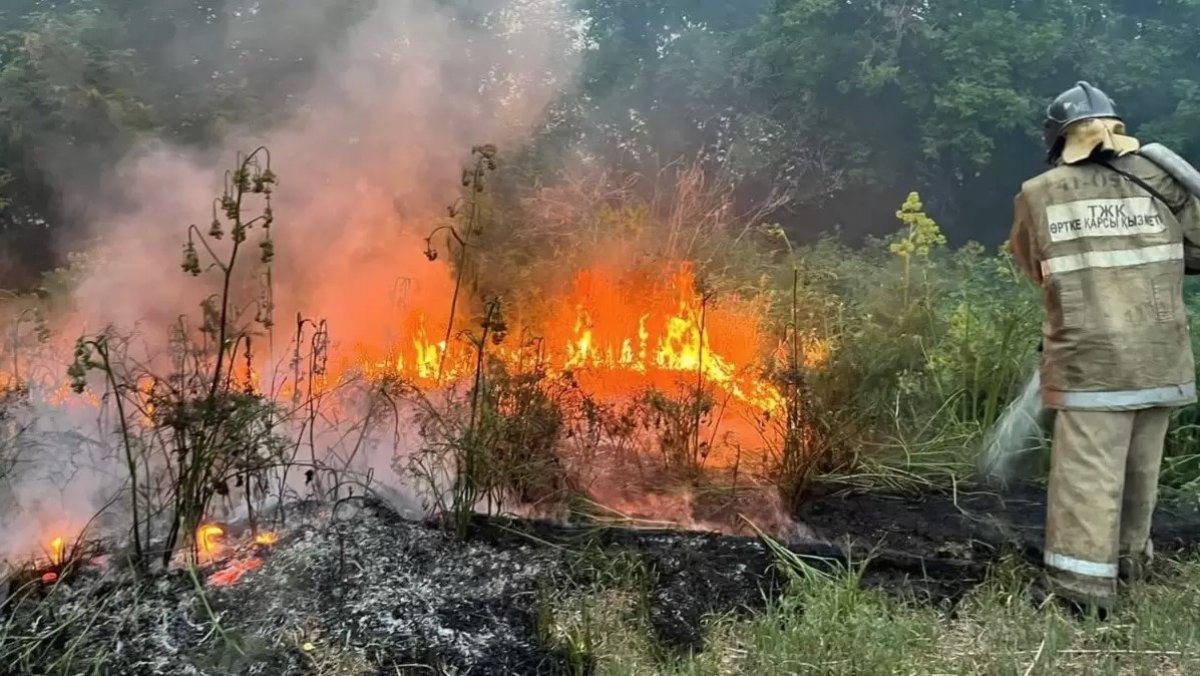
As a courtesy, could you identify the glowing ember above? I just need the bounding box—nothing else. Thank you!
[207,558,263,586]
[254,532,278,546]
[197,524,225,556]
[41,572,58,584]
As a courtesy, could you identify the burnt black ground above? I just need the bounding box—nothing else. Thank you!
[799,481,1200,562]
[6,483,1200,675]
[476,480,1200,656]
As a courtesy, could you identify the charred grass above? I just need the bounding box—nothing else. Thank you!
[567,553,1200,676]
[5,487,1200,675]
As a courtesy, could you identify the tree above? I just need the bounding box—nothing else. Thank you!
[5,0,1200,285]
[0,0,373,288]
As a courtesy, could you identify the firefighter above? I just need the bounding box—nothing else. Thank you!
[1008,81,1200,615]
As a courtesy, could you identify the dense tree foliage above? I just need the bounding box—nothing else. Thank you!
[0,0,372,286]
[557,0,1200,246]
[2,0,1200,287]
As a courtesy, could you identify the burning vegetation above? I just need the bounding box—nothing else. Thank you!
[0,124,1070,673]
[0,133,841,566]
[0,139,829,585]
[0,107,1196,676]
[358,261,797,416]
[8,0,1200,673]
[0,120,950,671]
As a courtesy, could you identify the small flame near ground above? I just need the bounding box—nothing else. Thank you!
[36,536,66,584]
[47,537,64,566]
[201,530,277,587]
[197,524,225,557]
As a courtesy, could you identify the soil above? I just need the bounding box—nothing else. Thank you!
[6,483,1200,675]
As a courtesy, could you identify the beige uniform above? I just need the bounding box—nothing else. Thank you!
[1010,152,1200,606]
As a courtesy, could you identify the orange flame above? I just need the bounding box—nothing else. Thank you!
[48,537,65,566]
[4,259,815,543]
[197,524,225,556]
[544,263,784,412]
[347,262,790,415]
[350,310,466,387]
[254,532,278,546]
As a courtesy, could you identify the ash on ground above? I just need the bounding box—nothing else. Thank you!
[4,484,1200,675]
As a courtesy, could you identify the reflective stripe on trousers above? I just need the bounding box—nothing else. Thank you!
[1044,408,1171,606]
[1044,382,1197,410]
[1039,242,1183,277]
[1045,551,1118,579]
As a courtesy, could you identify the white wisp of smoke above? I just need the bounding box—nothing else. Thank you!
[978,368,1054,485]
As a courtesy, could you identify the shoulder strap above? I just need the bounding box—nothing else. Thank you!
[1095,157,1179,212]
[1096,156,1200,276]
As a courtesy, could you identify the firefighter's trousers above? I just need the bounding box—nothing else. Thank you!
[1044,407,1171,607]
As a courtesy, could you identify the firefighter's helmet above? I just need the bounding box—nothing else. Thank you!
[1044,81,1125,163]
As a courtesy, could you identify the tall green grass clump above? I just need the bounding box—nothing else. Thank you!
[774,192,1042,486]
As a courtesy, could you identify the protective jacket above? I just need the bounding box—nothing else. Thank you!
[1010,152,1200,411]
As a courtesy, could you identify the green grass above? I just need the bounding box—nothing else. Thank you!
[541,554,1200,676]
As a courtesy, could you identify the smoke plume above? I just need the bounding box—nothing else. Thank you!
[0,0,581,561]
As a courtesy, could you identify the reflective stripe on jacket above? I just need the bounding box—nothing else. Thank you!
[1010,153,1200,411]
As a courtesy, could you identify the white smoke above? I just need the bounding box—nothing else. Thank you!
[979,368,1052,485]
[0,0,582,562]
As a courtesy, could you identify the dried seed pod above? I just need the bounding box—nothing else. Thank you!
[182,239,202,276]
[260,238,275,264]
